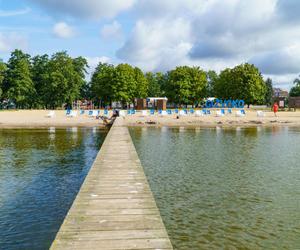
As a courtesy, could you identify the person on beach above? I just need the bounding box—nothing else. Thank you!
[273,102,279,117]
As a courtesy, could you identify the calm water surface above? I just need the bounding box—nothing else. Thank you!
[130,126,300,250]
[0,127,107,249]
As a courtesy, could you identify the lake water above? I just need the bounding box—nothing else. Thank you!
[0,128,107,249]
[130,126,300,250]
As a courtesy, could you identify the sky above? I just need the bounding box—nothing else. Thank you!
[0,0,300,89]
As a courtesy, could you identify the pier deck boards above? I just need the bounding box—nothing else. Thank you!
[50,117,173,250]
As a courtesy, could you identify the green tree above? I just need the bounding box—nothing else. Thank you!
[42,51,87,108]
[72,56,88,101]
[215,63,266,106]
[164,66,207,106]
[0,60,7,98]
[4,50,35,108]
[91,63,115,107]
[265,78,274,105]
[206,70,218,97]
[31,54,49,108]
[134,67,148,98]
[289,76,300,97]
[145,72,163,97]
[113,63,137,105]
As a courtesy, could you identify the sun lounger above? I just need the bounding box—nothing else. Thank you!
[104,109,109,116]
[91,110,98,117]
[195,110,204,116]
[127,109,135,115]
[228,109,232,114]
[179,110,187,116]
[119,110,125,117]
[216,110,225,117]
[46,111,55,118]
[236,110,245,117]
[175,109,179,114]
[150,109,155,115]
[257,110,265,117]
[203,109,211,115]
[190,109,195,114]
[142,110,148,116]
[80,110,85,115]
[161,110,167,116]
[67,110,77,117]
[167,109,172,115]
[88,110,93,116]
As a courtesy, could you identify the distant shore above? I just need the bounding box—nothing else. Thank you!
[1,109,300,128]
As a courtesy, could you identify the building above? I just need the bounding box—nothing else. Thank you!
[273,88,289,98]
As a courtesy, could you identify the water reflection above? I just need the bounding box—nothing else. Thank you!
[0,128,107,250]
[130,127,300,250]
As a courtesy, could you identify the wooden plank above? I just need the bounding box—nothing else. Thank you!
[50,117,173,250]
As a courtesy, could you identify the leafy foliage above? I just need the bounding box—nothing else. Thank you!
[289,77,300,97]
[0,60,7,97]
[215,63,266,106]
[164,66,207,106]
[4,50,35,108]
[145,72,163,97]
[265,78,274,105]
[0,50,288,109]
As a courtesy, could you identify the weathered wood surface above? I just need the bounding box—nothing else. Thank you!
[50,117,173,250]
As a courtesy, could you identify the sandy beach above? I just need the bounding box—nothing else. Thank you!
[0,110,105,128]
[124,109,300,128]
[1,109,300,128]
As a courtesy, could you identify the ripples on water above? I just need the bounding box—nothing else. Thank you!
[0,128,107,250]
[130,126,300,250]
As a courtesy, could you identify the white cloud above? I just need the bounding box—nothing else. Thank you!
[101,21,122,40]
[117,18,193,71]
[250,45,300,75]
[29,0,136,19]
[86,56,111,68]
[85,56,111,78]
[116,0,300,89]
[0,7,31,17]
[0,32,28,52]
[53,22,75,39]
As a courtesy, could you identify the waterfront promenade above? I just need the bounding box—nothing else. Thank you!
[50,117,173,249]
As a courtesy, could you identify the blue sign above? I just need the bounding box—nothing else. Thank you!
[205,99,245,108]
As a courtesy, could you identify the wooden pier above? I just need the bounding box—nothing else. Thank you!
[50,117,173,250]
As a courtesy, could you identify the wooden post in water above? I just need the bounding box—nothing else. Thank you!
[50,117,173,250]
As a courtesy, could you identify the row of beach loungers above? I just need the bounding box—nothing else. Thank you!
[46,109,263,118]
[130,109,248,117]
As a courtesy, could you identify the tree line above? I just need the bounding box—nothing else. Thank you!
[0,49,282,109]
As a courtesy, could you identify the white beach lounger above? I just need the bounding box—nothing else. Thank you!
[161,110,168,116]
[216,110,225,117]
[179,110,187,116]
[235,110,245,117]
[119,110,126,117]
[195,110,204,117]
[46,111,55,118]
[91,110,98,117]
[141,110,148,116]
[257,111,265,117]
[67,110,77,117]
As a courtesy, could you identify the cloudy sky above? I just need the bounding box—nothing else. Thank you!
[0,0,300,89]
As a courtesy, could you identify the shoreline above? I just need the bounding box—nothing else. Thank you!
[0,109,300,129]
